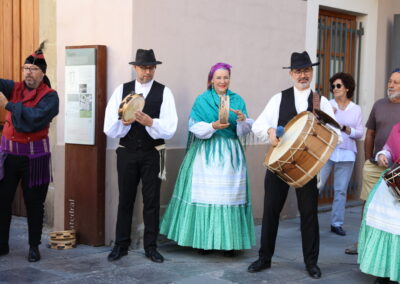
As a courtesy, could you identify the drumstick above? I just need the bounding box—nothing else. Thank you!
[276,126,285,139]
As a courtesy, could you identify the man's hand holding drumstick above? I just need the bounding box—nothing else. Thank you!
[268,126,285,147]
[268,127,279,147]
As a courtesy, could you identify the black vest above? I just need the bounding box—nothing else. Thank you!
[119,80,165,151]
[278,87,316,127]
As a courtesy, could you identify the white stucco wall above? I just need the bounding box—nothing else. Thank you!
[40,0,57,227]
[130,0,308,148]
[54,0,134,230]
[56,0,134,145]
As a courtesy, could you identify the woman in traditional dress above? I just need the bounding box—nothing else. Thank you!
[358,122,400,284]
[160,62,255,255]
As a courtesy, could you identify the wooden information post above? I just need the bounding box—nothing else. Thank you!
[64,45,106,246]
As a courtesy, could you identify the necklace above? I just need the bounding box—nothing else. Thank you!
[337,99,350,110]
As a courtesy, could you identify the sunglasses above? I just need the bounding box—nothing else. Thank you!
[331,83,343,90]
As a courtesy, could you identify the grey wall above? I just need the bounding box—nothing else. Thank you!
[392,14,400,72]
[130,0,308,148]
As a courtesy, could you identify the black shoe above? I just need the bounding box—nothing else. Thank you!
[306,265,321,279]
[247,257,271,273]
[28,246,41,262]
[145,249,164,263]
[374,277,391,284]
[331,225,346,236]
[0,244,9,256]
[107,245,128,262]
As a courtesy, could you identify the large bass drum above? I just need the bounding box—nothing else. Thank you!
[264,111,338,188]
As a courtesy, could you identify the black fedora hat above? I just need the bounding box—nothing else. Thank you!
[129,49,162,66]
[283,51,319,69]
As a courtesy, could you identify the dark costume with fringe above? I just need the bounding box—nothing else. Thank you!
[0,43,59,248]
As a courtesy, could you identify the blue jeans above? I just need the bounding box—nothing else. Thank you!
[318,160,355,227]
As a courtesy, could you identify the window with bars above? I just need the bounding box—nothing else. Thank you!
[316,10,364,205]
[316,9,364,103]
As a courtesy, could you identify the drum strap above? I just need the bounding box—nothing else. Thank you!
[312,91,320,114]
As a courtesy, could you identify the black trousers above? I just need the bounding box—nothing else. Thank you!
[0,154,49,247]
[259,170,319,267]
[115,147,161,251]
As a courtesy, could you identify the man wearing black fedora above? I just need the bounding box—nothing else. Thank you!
[250,51,339,278]
[104,49,177,263]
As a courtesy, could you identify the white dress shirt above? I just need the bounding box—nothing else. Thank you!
[252,87,341,144]
[103,80,178,140]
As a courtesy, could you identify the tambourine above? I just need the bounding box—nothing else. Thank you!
[314,109,341,129]
[118,93,145,121]
[219,95,230,124]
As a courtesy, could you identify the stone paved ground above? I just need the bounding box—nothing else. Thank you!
[0,206,375,283]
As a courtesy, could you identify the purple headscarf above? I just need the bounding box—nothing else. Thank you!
[207,62,232,89]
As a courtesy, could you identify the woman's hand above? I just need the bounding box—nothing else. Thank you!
[212,120,230,130]
[230,108,246,121]
[377,154,389,168]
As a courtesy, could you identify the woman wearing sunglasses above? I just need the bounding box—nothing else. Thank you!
[318,72,364,236]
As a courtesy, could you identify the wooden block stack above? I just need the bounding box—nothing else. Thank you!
[48,230,77,250]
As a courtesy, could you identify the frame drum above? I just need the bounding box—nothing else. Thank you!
[264,111,338,188]
[118,93,145,121]
[219,95,230,124]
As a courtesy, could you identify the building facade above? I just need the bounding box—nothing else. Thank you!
[2,0,399,248]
